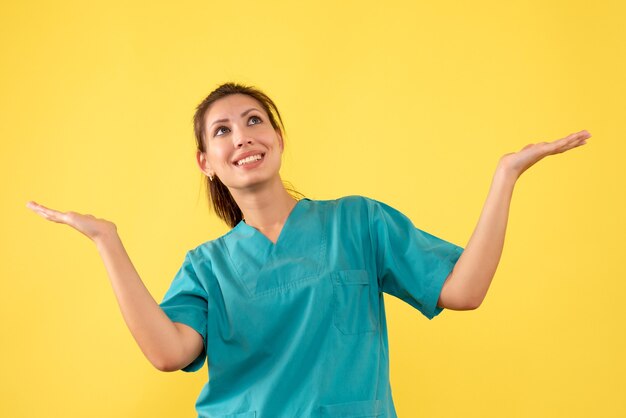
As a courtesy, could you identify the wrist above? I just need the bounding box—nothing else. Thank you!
[495,161,519,185]
[94,226,120,251]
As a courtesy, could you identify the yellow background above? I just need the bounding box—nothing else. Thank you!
[2,0,625,416]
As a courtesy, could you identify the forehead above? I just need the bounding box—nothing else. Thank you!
[205,94,265,124]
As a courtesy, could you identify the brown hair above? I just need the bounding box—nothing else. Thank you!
[192,82,303,228]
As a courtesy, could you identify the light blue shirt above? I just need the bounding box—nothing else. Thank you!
[159,195,464,418]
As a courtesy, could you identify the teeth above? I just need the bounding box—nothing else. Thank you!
[236,154,263,166]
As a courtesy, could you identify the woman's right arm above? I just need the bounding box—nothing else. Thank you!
[27,201,203,372]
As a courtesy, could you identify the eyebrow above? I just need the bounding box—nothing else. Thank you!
[210,108,261,127]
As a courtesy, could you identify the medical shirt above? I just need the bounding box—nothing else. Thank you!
[159,195,464,418]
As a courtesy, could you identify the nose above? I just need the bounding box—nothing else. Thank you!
[233,128,254,148]
[235,138,253,148]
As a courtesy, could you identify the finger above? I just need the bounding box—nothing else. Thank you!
[548,131,589,152]
[577,129,591,139]
[26,201,69,224]
[552,135,589,154]
[562,130,591,143]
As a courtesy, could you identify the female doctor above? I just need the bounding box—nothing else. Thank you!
[27,82,590,418]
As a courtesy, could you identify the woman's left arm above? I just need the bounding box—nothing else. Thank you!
[438,130,591,310]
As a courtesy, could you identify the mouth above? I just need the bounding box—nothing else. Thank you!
[233,153,265,167]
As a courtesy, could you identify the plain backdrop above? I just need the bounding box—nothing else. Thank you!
[1,0,624,417]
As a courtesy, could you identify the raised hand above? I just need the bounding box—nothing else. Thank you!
[26,201,117,242]
[499,130,591,179]
[26,200,199,371]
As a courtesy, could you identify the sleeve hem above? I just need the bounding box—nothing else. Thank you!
[424,246,464,320]
[162,309,207,372]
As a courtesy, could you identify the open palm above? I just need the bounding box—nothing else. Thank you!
[500,130,591,178]
[26,201,116,241]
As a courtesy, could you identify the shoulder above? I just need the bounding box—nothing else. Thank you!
[331,194,397,216]
[308,194,381,211]
[307,194,391,226]
[182,232,232,268]
[330,196,414,230]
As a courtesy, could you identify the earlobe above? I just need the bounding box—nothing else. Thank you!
[196,151,214,178]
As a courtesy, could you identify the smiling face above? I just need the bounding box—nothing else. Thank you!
[197,93,284,192]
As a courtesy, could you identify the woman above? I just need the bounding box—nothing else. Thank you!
[27,82,590,417]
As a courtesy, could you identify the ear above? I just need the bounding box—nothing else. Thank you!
[196,150,214,178]
[276,129,284,153]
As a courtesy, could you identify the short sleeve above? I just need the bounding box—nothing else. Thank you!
[159,251,208,372]
[369,199,464,320]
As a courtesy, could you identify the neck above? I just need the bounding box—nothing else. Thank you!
[229,176,298,231]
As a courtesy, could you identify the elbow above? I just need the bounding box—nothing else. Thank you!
[154,363,176,373]
[154,361,179,373]
[465,296,483,310]
[438,277,482,311]
[437,294,481,311]
[151,355,181,373]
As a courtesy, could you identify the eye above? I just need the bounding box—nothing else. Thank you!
[214,116,262,137]
[214,126,229,136]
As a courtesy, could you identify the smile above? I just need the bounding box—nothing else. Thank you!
[234,153,265,166]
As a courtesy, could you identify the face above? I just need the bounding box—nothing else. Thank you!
[197,93,284,192]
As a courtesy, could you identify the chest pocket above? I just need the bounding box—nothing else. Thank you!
[331,270,379,335]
